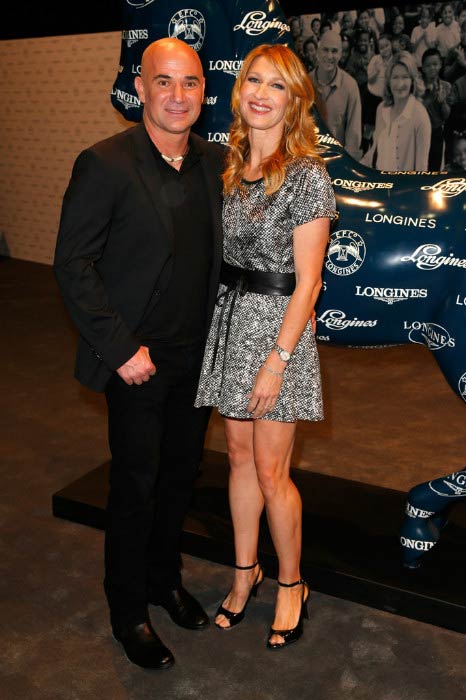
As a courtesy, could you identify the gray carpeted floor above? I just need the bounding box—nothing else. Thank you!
[1,257,465,700]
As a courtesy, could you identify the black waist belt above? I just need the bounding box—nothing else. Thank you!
[219,261,296,296]
[211,261,296,372]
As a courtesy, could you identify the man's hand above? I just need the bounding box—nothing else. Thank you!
[116,346,156,385]
[437,81,447,104]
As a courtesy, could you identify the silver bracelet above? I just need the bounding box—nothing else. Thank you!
[263,364,284,377]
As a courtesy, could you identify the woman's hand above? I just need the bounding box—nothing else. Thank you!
[247,360,283,418]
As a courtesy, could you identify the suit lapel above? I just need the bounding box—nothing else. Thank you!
[132,123,175,247]
[130,126,223,323]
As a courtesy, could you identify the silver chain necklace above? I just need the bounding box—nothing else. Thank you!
[160,152,186,163]
[160,144,189,163]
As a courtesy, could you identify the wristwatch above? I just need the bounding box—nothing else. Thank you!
[274,343,291,363]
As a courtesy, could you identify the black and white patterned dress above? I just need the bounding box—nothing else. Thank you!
[195,157,336,422]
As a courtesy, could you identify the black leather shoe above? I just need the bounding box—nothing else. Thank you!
[153,586,209,630]
[113,621,175,669]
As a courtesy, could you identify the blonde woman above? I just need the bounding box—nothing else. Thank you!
[363,50,431,170]
[195,44,336,649]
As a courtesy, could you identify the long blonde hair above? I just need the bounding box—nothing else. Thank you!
[223,44,321,195]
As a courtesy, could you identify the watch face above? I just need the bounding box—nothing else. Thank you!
[280,350,291,362]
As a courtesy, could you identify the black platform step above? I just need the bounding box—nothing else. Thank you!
[52,449,466,633]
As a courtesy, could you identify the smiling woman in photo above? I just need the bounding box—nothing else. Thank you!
[363,50,431,170]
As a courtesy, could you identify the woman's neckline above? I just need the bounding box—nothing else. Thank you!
[241,176,264,184]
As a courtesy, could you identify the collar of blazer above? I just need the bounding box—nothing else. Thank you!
[132,123,175,246]
[132,123,222,250]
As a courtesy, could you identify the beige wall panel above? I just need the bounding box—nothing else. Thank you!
[0,32,133,264]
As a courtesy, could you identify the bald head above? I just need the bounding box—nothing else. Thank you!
[319,31,342,52]
[317,30,342,76]
[134,37,205,143]
[140,38,203,82]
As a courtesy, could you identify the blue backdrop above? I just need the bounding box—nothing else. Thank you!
[111,0,466,407]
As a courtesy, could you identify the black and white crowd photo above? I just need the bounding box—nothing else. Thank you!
[288,3,466,170]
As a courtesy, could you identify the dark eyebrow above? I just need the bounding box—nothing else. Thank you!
[153,74,201,82]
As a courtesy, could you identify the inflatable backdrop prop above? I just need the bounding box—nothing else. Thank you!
[310,116,466,569]
[111,0,292,138]
[111,1,466,569]
[400,469,466,569]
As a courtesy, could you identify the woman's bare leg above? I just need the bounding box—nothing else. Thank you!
[253,420,306,645]
[215,417,265,628]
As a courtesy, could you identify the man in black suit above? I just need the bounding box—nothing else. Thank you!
[54,38,223,670]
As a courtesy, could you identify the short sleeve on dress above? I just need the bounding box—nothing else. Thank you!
[289,158,337,228]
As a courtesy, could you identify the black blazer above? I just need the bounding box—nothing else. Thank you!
[54,123,224,392]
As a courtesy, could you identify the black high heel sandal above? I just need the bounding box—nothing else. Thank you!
[215,562,264,630]
[266,578,309,650]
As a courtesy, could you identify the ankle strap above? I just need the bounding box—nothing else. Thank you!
[235,561,258,570]
[277,578,305,587]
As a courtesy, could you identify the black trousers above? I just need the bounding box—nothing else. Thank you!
[103,341,209,628]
